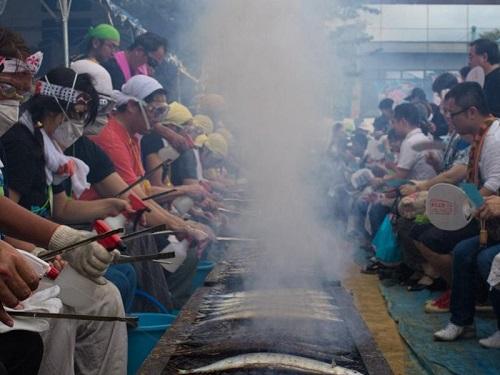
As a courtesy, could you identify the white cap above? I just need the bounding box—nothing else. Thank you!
[113,75,164,106]
[70,59,113,97]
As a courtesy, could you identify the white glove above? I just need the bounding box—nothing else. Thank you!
[48,225,120,285]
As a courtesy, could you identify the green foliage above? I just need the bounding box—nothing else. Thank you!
[480,28,500,42]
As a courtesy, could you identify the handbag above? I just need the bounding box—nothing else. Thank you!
[372,214,401,265]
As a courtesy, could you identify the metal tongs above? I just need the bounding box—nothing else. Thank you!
[8,311,139,328]
[114,251,175,264]
[149,230,259,243]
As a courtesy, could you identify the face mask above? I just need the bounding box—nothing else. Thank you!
[53,119,85,149]
[83,115,107,136]
[0,100,19,136]
[138,101,152,131]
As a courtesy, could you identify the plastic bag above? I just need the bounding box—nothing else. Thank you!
[372,214,401,264]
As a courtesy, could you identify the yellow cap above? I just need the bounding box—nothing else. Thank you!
[194,134,209,148]
[204,168,219,179]
[164,102,193,128]
[216,128,233,144]
[205,133,228,158]
[193,114,214,134]
[195,94,225,116]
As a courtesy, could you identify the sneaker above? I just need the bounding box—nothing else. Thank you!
[425,290,451,313]
[434,322,476,341]
[479,331,500,349]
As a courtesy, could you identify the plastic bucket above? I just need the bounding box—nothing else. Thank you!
[192,260,215,291]
[127,313,177,375]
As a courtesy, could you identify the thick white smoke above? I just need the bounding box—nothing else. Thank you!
[188,0,352,289]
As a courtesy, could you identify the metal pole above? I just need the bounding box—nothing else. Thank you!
[58,0,72,67]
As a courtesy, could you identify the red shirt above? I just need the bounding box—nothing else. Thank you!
[90,116,145,185]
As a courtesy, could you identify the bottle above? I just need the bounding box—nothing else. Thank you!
[53,265,98,308]
[18,250,59,280]
[159,235,187,273]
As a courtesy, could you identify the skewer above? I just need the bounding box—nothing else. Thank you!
[41,229,124,261]
[8,311,139,327]
[120,224,167,241]
[114,251,175,264]
[114,160,172,197]
[142,189,177,201]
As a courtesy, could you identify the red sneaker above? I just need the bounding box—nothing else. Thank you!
[425,290,451,313]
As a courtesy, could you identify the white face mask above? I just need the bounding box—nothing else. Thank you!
[83,115,107,136]
[53,119,85,149]
[0,100,20,136]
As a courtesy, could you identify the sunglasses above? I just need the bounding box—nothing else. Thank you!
[146,102,169,120]
[450,107,472,118]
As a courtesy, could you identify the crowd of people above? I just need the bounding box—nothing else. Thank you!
[0,24,241,374]
[328,38,500,350]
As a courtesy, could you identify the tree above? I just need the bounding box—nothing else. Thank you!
[480,28,500,42]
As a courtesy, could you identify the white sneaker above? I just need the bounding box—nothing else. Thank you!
[479,331,500,349]
[433,322,476,341]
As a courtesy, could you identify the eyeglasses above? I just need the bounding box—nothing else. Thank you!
[146,102,169,121]
[449,106,471,118]
[101,40,119,52]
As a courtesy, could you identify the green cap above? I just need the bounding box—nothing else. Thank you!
[87,24,120,43]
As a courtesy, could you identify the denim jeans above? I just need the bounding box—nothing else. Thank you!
[451,236,500,329]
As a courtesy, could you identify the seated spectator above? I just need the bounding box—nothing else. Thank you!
[102,32,167,89]
[411,82,500,310]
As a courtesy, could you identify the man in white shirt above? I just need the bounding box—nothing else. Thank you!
[434,82,500,344]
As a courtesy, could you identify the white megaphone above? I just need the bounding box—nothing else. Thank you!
[426,183,477,231]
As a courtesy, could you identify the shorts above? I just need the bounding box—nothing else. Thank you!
[411,220,479,255]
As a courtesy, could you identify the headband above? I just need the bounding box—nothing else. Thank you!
[0,51,43,75]
[34,80,90,105]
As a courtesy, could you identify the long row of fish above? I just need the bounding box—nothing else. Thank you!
[196,289,342,324]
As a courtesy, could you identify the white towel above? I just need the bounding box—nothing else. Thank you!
[488,253,500,290]
[1,285,63,333]
[20,112,90,198]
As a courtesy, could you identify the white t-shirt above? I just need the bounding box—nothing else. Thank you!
[397,128,437,180]
[479,119,500,192]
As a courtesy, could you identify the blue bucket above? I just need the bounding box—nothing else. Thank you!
[192,260,215,291]
[127,313,177,375]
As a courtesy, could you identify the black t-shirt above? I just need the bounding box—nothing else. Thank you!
[484,67,500,117]
[102,58,126,90]
[53,136,116,195]
[171,149,198,186]
[1,122,51,216]
[141,132,198,185]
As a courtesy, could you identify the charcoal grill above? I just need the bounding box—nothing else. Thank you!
[139,245,393,375]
